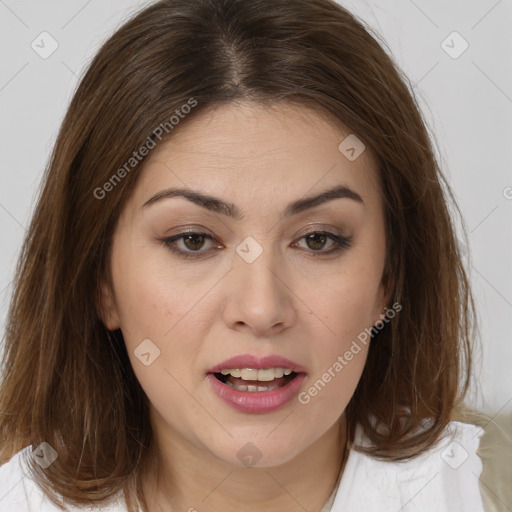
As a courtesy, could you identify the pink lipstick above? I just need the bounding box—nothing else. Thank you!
[206,354,307,414]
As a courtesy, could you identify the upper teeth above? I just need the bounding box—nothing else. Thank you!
[220,368,293,381]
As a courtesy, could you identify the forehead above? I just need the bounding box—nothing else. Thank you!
[128,101,382,214]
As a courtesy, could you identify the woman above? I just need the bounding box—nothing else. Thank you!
[0,0,498,510]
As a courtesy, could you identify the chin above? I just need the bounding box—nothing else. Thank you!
[203,431,309,469]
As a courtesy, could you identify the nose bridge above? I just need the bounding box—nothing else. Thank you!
[235,234,283,297]
[225,234,294,332]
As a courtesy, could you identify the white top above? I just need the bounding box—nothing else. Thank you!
[325,420,486,511]
[0,420,485,512]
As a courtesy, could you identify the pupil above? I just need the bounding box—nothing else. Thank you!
[184,234,204,250]
[307,233,326,251]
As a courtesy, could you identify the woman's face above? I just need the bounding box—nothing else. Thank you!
[100,101,390,467]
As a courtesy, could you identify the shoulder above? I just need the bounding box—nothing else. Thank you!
[0,446,127,512]
[331,420,486,512]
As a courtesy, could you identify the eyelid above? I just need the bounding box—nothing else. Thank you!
[293,222,347,238]
[160,227,352,260]
[160,231,219,260]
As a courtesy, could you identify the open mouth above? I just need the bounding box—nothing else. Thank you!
[213,370,298,392]
[207,366,307,413]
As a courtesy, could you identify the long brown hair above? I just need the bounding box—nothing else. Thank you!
[0,0,476,510]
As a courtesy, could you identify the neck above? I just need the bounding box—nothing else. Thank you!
[140,413,347,512]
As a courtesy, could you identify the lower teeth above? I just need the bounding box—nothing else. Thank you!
[224,381,282,392]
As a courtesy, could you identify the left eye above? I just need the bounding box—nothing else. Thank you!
[161,231,351,260]
[162,232,219,259]
[292,231,351,253]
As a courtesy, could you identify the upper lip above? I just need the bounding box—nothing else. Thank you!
[208,354,307,374]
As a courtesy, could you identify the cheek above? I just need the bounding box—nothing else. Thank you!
[311,287,372,385]
[297,295,371,422]
[317,268,381,343]
[114,276,173,344]
[110,241,187,340]
[114,267,207,426]
[294,340,368,444]
[110,247,209,382]
[304,253,382,399]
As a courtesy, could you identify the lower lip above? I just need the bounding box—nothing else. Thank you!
[206,373,307,413]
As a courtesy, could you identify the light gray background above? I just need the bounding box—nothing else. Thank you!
[0,0,511,415]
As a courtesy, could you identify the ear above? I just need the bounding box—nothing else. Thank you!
[97,279,121,331]
[373,254,397,326]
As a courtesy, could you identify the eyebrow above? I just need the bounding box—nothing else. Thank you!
[141,184,364,220]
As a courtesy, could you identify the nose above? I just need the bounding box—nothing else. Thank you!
[222,244,296,337]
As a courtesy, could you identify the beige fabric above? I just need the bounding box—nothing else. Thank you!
[462,409,512,511]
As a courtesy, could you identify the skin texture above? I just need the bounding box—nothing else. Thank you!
[99,101,392,511]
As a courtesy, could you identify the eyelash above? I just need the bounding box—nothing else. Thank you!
[160,230,352,260]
